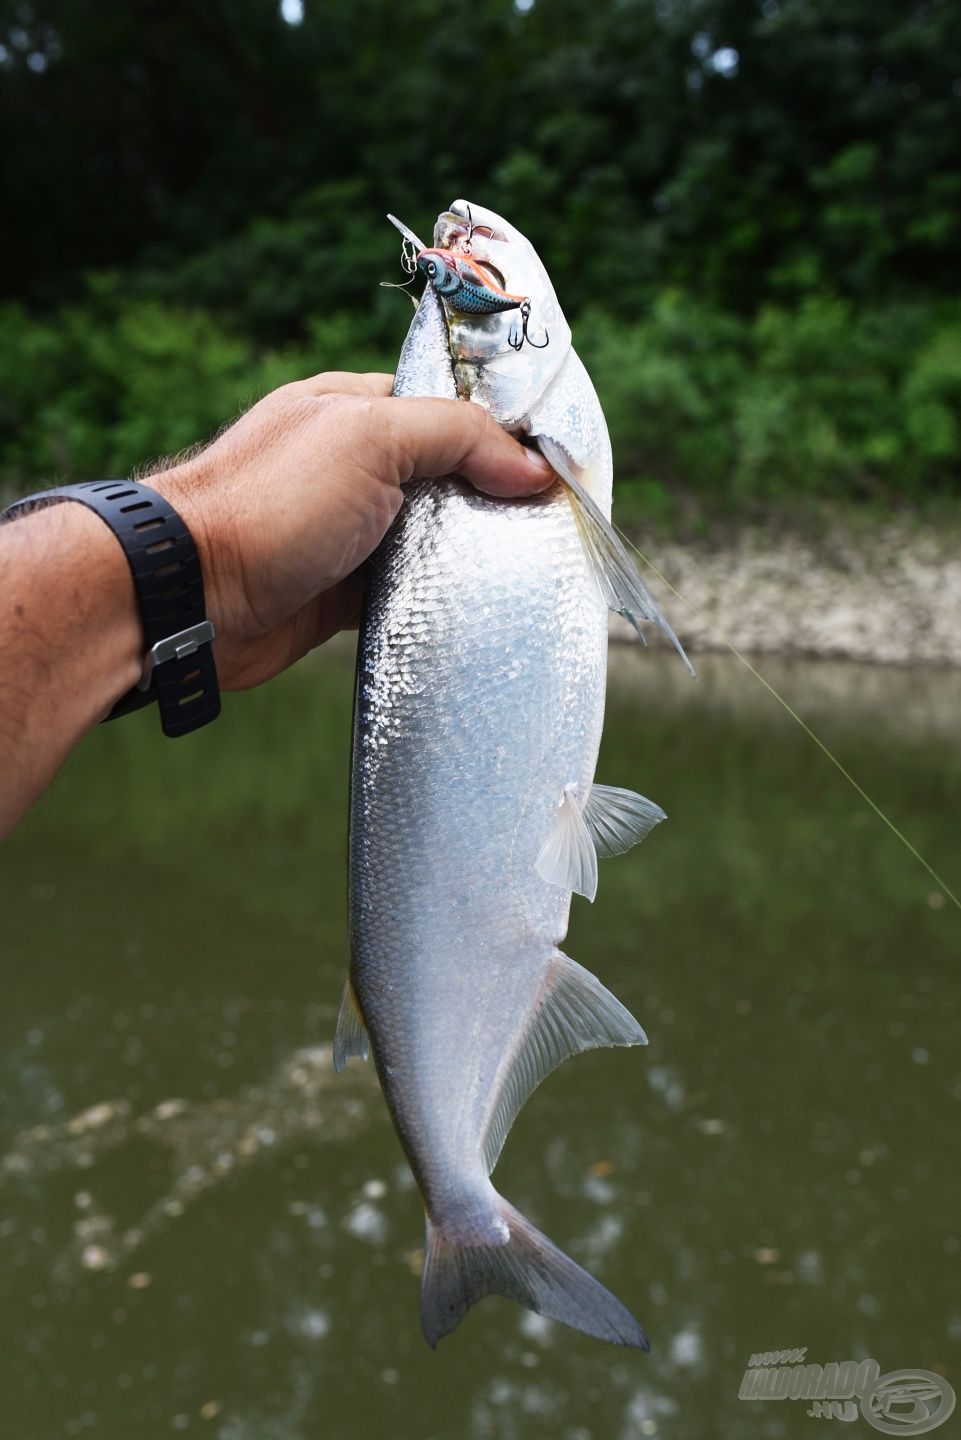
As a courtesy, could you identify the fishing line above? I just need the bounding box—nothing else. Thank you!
[614,523,961,914]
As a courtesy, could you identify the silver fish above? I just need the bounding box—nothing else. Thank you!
[337,200,691,1349]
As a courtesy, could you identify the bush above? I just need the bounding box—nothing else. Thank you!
[577,294,961,502]
[0,292,393,490]
[2,283,960,503]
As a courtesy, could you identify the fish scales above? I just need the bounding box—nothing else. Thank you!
[352,478,607,1156]
[339,200,684,1349]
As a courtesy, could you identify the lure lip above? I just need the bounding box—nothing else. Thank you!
[386,212,428,253]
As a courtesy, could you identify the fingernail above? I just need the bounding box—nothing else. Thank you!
[524,446,554,481]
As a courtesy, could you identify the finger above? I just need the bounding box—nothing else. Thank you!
[292,371,394,399]
[368,396,555,497]
[322,571,364,634]
[294,574,365,654]
[359,373,395,398]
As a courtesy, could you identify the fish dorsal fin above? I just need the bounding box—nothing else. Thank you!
[535,785,598,902]
[535,434,695,677]
[584,784,667,859]
[333,978,369,1072]
[481,951,647,1174]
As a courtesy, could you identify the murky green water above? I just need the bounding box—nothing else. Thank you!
[3,643,959,1440]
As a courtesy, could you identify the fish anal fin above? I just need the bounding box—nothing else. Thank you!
[421,1192,648,1350]
[535,434,695,678]
[333,977,369,1073]
[585,784,667,859]
[482,951,647,1174]
[535,784,598,902]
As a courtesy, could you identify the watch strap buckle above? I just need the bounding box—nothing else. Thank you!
[137,620,216,691]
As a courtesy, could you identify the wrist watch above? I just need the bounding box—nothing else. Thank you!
[0,479,221,737]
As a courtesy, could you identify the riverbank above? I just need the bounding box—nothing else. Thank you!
[615,509,961,668]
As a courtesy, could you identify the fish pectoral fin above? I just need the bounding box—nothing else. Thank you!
[482,950,647,1174]
[535,785,598,902]
[584,784,667,859]
[421,1193,648,1350]
[333,977,369,1072]
[535,434,695,678]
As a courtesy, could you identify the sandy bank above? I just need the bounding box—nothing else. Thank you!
[612,516,961,668]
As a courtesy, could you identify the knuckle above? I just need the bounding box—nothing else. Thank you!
[314,369,352,390]
[307,391,350,425]
[362,371,395,395]
[273,378,312,402]
[474,405,501,446]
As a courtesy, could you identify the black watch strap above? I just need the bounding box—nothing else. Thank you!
[1,479,220,737]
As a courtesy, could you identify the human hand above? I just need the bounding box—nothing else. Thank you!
[150,372,554,691]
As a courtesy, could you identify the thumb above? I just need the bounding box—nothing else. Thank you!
[368,395,556,497]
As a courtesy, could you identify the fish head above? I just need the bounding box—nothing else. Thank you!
[429,199,572,427]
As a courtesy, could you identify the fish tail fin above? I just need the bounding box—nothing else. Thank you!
[420,1196,649,1350]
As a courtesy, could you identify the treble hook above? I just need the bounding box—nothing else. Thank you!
[461,204,494,256]
[508,298,550,352]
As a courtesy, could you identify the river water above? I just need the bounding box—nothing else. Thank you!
[2,643,959,1440]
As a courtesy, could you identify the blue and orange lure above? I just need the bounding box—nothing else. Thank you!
[416,247,549,350]
[416,248,523,315]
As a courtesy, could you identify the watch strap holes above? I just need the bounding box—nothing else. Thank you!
[0,479,221,737]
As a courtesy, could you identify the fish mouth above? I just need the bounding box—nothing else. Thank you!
[436,200,510,257]
[446,199,508,244]
[387,203,511,267]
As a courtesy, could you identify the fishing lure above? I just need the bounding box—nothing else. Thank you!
[416,247,549,350]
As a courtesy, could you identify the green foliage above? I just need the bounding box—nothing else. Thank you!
[2,0,961,503]
[0,297,275,482]
[577,295,961,501]
[3,284,959,502]
[4,0,961,316]
[0,292,393,486]
[901,325,961,463]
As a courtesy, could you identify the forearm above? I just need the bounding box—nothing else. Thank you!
[0,378,553,839]
[0,502,142,838]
